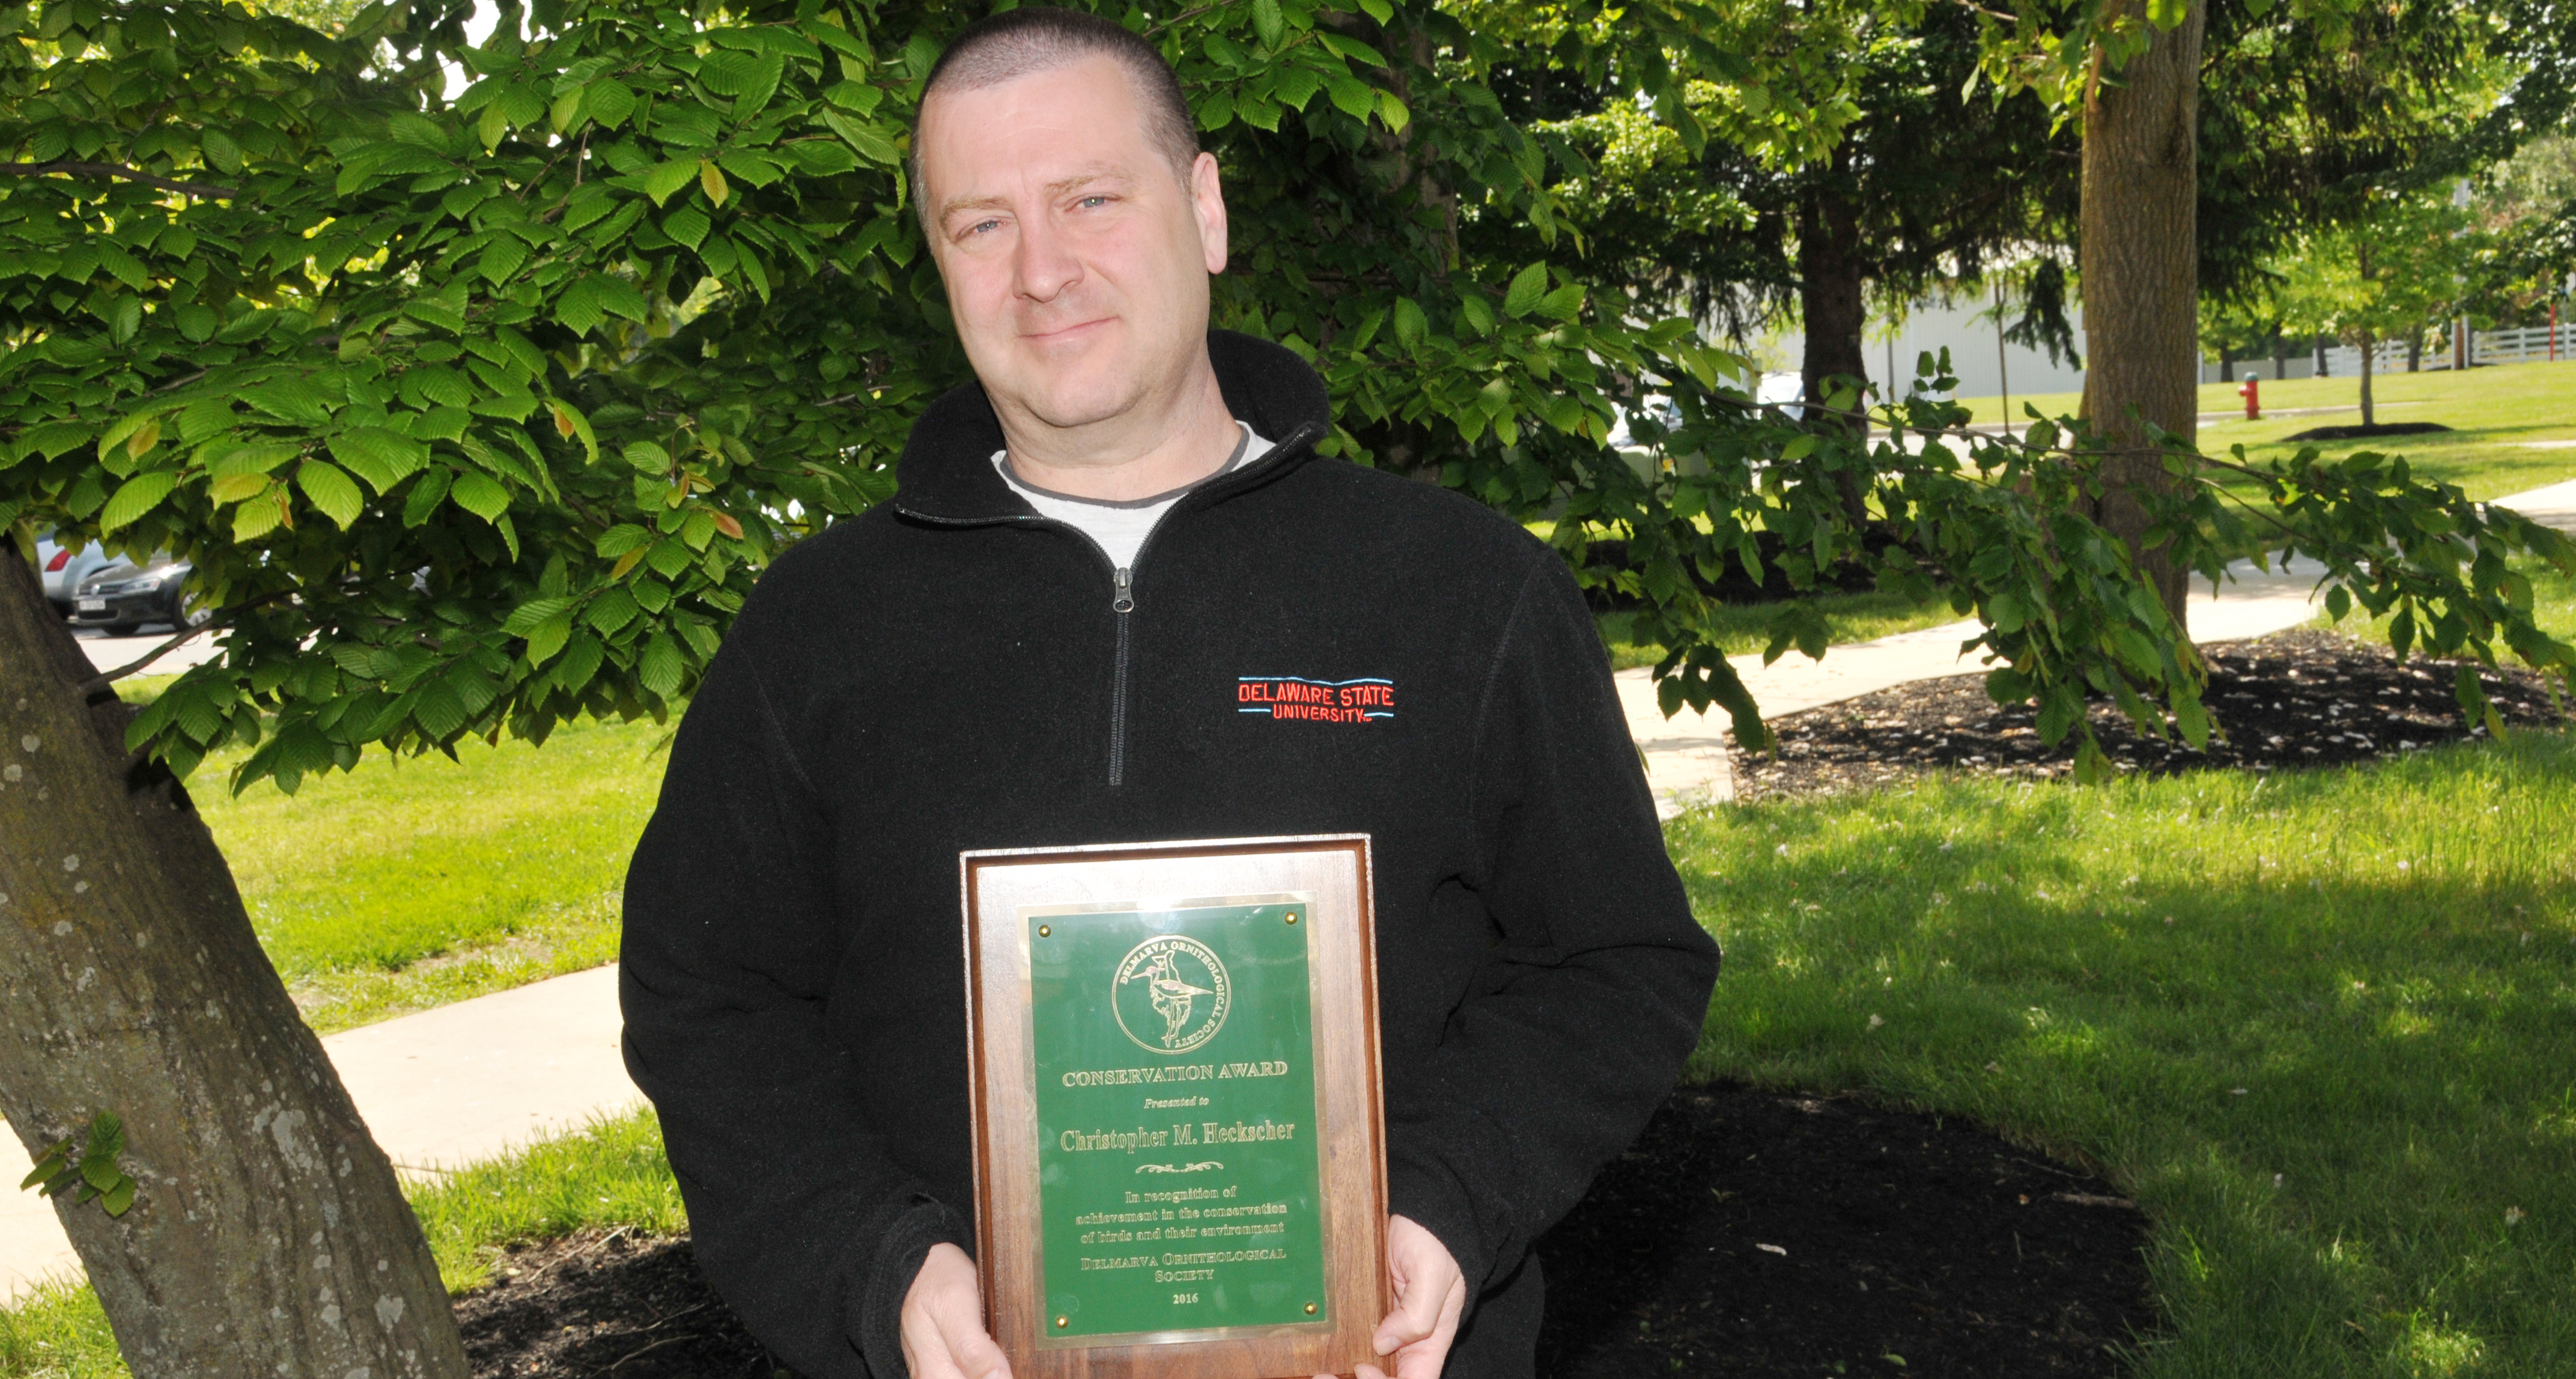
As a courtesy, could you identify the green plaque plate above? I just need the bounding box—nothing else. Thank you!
[1025,898,1330,1342]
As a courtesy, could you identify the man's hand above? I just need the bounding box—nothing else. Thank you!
[901,1243,1013,1379]
[1328,1213,1466,1379]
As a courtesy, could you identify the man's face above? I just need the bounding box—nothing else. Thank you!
[917,55,1227,435]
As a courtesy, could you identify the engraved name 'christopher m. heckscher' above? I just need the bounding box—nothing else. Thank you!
[1027,901,1330,1341]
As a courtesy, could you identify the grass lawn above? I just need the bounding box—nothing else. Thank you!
[1673,730,2576,1377]
[111,696,670,1034]
[2310,554,2576,649]
[10,733,2574,1375]
[1945,360,2576,504]
[0,1108,684,1376]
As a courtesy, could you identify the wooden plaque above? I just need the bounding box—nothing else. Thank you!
[961,835,1389,1378]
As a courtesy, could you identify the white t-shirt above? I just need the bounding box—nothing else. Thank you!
[995,423,1275,571]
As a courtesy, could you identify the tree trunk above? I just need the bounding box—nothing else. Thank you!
[2271,330,2287,380]
[1797,175,1871,429]
[2407,331,2421,372]
[2359,331,2376,426]
[2076,0,2206,626]
[1796,165,1872,523]
[2314,333,2330,377]
[0,552,467,1378]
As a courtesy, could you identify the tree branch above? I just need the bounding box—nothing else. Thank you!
[0,161,241,200]
[76,590,291,693]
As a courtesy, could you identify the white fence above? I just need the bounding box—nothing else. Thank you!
[2470,323,2575,368]
[2211,323,2574,381]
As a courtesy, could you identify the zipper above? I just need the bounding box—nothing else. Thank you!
[1108,566,1135,787]
[895,419,1327,788]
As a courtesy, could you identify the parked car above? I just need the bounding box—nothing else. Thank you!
[1755,371,1806,420]
[67,556,207,636]
[34,531,117,617]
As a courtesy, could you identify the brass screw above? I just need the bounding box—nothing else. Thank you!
[1286,913,1299,924]
[1056,1315,1069,1329]
[1037,925,1051,938]
[1305,1303,1318,1315]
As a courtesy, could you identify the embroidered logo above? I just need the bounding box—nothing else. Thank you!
[1236,676,1396,724]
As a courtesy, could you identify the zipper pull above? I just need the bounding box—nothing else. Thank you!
[1112,567,1134,613]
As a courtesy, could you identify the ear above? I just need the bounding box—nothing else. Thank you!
[1189,151,1228,276]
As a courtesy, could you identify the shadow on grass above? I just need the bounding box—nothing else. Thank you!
[1669,733,2576,1378]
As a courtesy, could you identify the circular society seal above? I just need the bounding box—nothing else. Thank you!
[1113,935,1232,1055]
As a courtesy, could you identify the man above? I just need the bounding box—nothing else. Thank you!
[619,10,1718,1378]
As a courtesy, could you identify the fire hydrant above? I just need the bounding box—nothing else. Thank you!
[2238,373,2262,421]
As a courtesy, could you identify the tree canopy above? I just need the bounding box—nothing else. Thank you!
[4,0,2570,794]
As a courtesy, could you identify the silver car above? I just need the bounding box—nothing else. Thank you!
[35,531,117,617]
[68,556,207,636]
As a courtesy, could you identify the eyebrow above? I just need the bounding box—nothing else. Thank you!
[935,166,1138,223]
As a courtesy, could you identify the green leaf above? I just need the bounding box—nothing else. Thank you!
[502,594,576,635]
[1502,262,1549,320]
[100,1178,134,1217]
[201,129,242,174]
[20,1147,65,1192]
[296,461,366,529]
[1326,74,1375,121]
[584,79,637,132]
[1391,297,1427,352]
[1537,282,1586,322]
[234,491,287,541]
[478,237,529,284]
[243,378,336,427]
[642,160,699,206]
[402,467,452,527]
[663,204,711,252]
[819,109,901,166]
[554,276,603,336]
[639,631,685,697]
[594,276,649,321]
[524,610,573,667]
[1251,0,1285,48]
[785,139,859,175]
[449,471,511,523]
[100,471,178,533]
[1376,90,1410,133]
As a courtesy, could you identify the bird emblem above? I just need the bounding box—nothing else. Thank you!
[1129,950,1215,1049]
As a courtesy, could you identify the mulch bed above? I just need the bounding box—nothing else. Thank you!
[456,1086,2151,1378]
[1733,628,2569,802]
[2279,420,2452,442]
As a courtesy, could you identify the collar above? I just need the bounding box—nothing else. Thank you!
[890,330,1332,526]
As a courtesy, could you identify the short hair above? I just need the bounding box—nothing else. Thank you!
[913,8,1201,216]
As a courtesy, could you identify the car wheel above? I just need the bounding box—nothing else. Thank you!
[175,587,213,629]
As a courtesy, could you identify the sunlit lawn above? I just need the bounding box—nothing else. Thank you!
[1675,730,2576,1377]
[110,695,670,1034]
[0,1108,684,1377]
[15,717,2575,1375]
[1946,360,2576,503]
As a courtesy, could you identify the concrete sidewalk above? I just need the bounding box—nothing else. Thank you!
[1,965,637,1300]
[1618,476,2576,815]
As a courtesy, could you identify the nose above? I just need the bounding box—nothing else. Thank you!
[1012,211,1083,304]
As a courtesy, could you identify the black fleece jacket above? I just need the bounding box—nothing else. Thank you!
[619,332,1719,1378]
